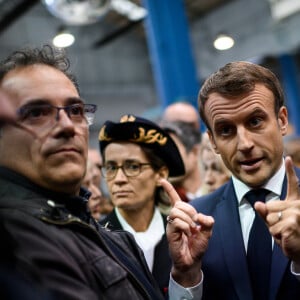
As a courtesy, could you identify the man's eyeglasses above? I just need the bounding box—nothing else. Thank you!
[17,103,97,126]
[101,160,151,180]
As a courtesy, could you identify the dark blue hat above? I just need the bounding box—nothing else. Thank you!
[98,114,185,177]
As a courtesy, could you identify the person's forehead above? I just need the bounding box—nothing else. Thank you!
[2,64,65,84]
[166,104,199,123]
[1,64,78,106]
[104,142,148,159]
[205,85,274,125]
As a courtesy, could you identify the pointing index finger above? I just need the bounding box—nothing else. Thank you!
[159,178,182,207]
[285,156,300,201]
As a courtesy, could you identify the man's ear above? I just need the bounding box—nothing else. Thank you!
[278,106,288,136]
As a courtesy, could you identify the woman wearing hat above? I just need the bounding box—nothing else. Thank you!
[98,114,185,297]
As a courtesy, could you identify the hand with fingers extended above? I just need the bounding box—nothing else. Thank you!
[255,156,300,263]
[160,179,214,287]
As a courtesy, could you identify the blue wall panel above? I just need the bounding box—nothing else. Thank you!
[142,0,199,110]
[278,54,300,135]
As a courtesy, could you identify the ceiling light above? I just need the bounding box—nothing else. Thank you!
[42,0,111,25]
[111,0,147,21]
[213,34,234,51]
[53,30,75,48]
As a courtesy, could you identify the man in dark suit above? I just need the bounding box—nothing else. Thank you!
[162,61,300,299]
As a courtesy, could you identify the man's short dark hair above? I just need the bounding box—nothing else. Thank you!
[198,61,285,130]
[0,44,79,93]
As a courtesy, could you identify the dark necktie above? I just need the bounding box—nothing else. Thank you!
[246,189,272,300]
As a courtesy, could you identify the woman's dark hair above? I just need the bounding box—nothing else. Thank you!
[141,146,169,206]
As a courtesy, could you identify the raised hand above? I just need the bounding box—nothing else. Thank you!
[255,156,300,263]
[160,178,214,287]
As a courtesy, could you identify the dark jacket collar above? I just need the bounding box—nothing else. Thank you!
[0,166,91,222]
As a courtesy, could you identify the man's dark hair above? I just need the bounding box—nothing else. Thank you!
[0,44,79,93]
[198,61,285,130]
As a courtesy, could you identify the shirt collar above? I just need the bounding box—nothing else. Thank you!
[232,158,285,204]
[115,206,164,235]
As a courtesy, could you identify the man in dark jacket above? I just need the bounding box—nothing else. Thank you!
[0,44,210,299]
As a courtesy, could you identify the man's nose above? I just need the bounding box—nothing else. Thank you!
[55,108,74,126]
[51,108,76,138]
[236,127,254,151]
[114,166,127,181]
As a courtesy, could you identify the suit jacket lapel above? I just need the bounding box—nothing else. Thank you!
[216,181,253,300]
[269,243,289,300]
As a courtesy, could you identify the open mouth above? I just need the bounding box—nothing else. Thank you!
[241,157,261,166]
[240,157,263,171]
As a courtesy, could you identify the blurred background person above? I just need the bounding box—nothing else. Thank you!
[88,147,102,187]
[160,101,203,201]
[82,158,103,221]
[200,132,231,194]
[160,101,201,130]
[283,134,300,168]
[88,147,114,218]
[98,114,185,296]
[161,120,203,202]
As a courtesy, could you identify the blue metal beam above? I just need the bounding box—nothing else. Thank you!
[142,0,199,109]
[278,54,300,135]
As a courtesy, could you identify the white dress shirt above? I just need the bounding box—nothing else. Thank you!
[115,206,165,271]
[232,161,285,250]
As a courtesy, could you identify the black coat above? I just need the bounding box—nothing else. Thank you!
[100,209,171,296]
[0,167,164,300]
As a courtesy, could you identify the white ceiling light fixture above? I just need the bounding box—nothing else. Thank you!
[268,0,300,21]
[53,28,75,48]
[213,34,235,51]
[111,0,147,21]
[42,0,111,25]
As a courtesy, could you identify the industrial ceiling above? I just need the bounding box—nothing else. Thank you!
[1,0,300,146]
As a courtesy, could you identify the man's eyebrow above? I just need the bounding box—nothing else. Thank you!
[249,107,266,116]
[65,97,85,105]
[20,99,49,106]
[21,97,85,106]
[214,118,230,127]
